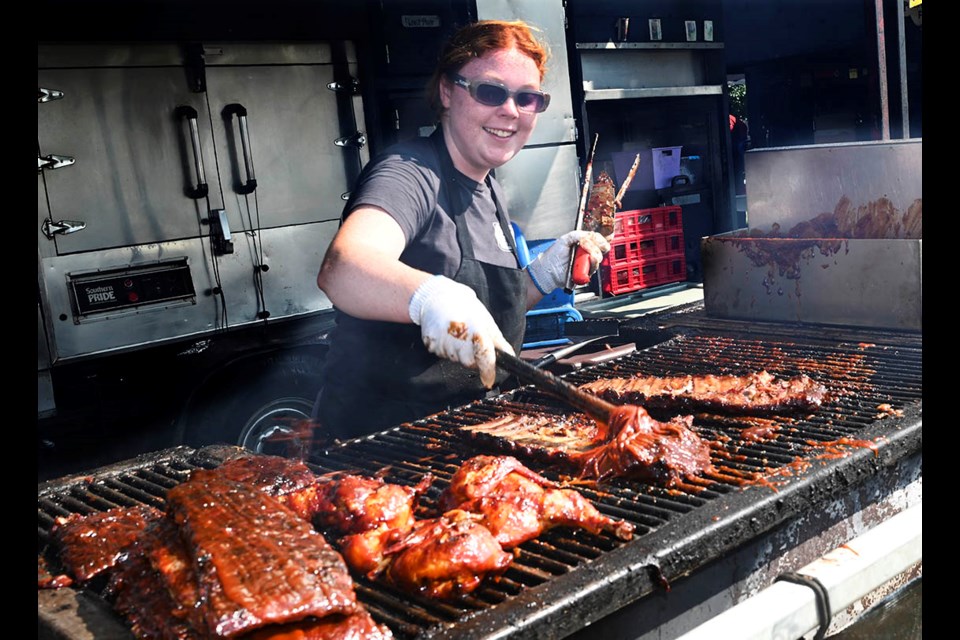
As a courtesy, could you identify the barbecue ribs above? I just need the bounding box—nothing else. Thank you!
[578,370,829,415]
[190,454,323,520]
[49,504,162,584]
[569,405,714,486]
[165,474,360,637]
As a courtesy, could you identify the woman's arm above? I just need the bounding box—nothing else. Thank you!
[317,206,430,323]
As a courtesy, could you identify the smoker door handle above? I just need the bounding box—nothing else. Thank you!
[222,103,258,195]
[174,105,209,199]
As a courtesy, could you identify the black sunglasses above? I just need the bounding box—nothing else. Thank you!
[448,73,550,114]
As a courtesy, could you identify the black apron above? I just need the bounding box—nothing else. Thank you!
[316,130,527,439]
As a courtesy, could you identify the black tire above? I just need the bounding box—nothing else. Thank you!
[178,351,324,457]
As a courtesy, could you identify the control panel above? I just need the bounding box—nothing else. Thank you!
[68,258,196,320]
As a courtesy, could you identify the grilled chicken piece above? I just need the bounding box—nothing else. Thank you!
[440,455,633,548]
[439,455,558,510]
[314,473,431,536]
[568,405,714,487]
[314,473,433,575]
[380,509,512,600]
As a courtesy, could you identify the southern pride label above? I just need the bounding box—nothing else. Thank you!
[84,285,118,305]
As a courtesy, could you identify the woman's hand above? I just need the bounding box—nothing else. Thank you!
[526,230,611,294]
[409,275,514,388]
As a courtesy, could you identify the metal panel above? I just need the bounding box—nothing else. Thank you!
[202,43,337,66]
[245,222,337,319]
[37,64,222,254]
[476,0,576,145]
[579,49,706,90]
[40,220,338,361]
[585,85,723,101]
[703,139,923,331]
[37,44,182,67]
[205,46,360,228]
[744,140,923,229]
[495,143,580,240]
[38,303,56,416]
[702,234,922,331]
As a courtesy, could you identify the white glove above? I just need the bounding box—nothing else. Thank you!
[526,230,611,294]
[408,275,514,389]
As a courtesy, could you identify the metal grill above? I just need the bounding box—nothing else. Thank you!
[38,325,922,640]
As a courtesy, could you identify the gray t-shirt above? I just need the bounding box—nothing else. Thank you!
[343,135,519,275]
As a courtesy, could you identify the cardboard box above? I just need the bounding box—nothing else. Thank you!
[612,146,683,192]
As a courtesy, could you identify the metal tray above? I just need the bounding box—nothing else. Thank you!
[702,140,922,331]
[702,233,922,330]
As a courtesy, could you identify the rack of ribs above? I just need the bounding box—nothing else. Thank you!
[568,405,714,486]
[163,474,360,637]
[48,504,163,586]
[578,371,829,415]
[189,454,324,520]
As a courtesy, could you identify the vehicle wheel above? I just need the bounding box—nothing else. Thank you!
[178,351,324,457]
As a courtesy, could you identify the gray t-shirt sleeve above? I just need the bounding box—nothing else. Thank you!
[345,149,440,245]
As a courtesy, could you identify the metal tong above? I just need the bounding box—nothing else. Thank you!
[495,347,616,425]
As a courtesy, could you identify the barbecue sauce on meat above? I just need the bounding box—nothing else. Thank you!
[380,509,513,600]
[569,406,714,487]
[440,455,634,548]
[191,454,323,521]
[579,371,829,416]
[312,473,432,575]
[240,611,392,640]
[166,475,359,637]
[463,408,713,488]
[50,504,162,584]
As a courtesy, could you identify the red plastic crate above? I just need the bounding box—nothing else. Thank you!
[601,255,687,295]
[605,229,685,267]
[600,205,686,295]
[612,206,683,237]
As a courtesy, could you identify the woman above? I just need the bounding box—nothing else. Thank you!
[315,19,609,439]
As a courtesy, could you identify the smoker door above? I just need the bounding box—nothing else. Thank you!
[38,51,223,256]
[204,43,365,230]
[201,44,360,324]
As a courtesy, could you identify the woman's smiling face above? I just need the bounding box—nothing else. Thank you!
[439,46,543,182]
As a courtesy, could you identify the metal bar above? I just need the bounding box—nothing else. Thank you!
[584,86,724,101]
[875,0,891,140]
[897,0,911,138]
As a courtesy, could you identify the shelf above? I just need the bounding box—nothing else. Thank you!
[583,85,724,101]
[576,42,724,50]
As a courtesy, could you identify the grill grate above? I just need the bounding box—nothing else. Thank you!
[38,327,922,640]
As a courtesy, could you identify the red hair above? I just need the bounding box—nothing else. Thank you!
[428,20,549,115]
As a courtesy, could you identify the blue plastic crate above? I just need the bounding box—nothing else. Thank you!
[523,306,583,349]
[511,225,582,348]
